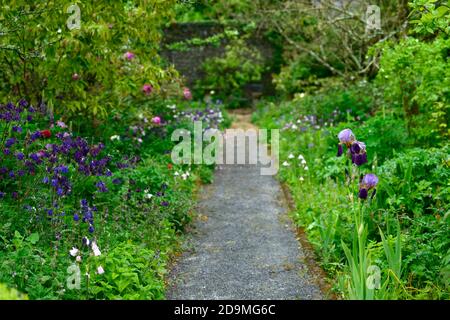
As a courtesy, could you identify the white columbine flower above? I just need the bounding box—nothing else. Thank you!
[291,124,298,130]
[174,171,180,176]
[298,154,304,160]
[300,177,304,181]
[91,242,101,257]
[181,173,188,180]
[145,193,153,199]
[301,159,307,165]
[110,135,120,141]
[70,247,79,257]
[76,256,82,262]
[304,166,309,171]
[282,161,290,167]
[97,266,105,275]
[288,154,295,159]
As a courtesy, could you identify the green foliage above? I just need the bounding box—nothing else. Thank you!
[0,1,178,119]
[89,242,167,300]
[254,88,449,299]
[376,37,450,143]
[0,283,28,300]
[377,146,449,217]
[409,0,450,35]
[198,37,264,108]
[165,29,239,52]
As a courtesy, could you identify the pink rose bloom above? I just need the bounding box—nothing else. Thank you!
[142,84,153,95]
[183,87,192,100]
[152,116,161,125]
[124,51,135,60]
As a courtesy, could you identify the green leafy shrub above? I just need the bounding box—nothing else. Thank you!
[376,37,450,144]
[0,1,178,119]
[89,242,167,300]
[198,37,264,108]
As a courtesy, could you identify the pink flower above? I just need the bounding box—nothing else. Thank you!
[56,120,67,128]
[152,116,161,125]
[142,84,153,95]
[124,51,135,60]
[72,73,80,81]
[183,87,192,100]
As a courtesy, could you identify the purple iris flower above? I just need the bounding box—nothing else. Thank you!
[350,141,367,166]
[338,129,355,145]
[337,129,356,157]
[359,173,379,200]
[337,144,344,157]
[12,126,22,133]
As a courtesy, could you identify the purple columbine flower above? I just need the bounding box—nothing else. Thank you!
[112,178,122,185]
[82,236,90,246]
[74,213,80,221]
[15,152,24,160]
[88,225,95,233]
[359,173,379,200]
[12,126,22,133]
[95,181,108,192]
[5,138,16,148]
[30,131,41,141]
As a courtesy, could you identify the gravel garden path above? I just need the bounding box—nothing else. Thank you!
[166,110,325,300]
